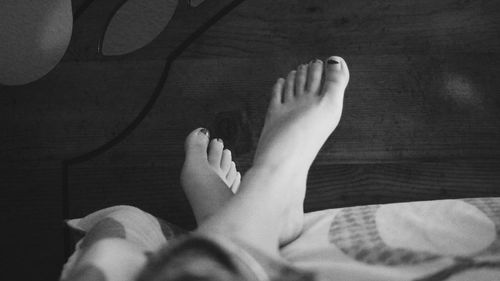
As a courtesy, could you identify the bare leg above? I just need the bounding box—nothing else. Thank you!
[195,56,350,257]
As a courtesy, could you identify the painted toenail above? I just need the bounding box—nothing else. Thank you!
[327,59,339,64]
[199,128,209,138]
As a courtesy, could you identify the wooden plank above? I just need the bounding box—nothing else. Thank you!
[305,161,500,211]
[67,158,500,229]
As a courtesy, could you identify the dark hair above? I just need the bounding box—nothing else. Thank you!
[137,236,316,281]
[136,237,248,281]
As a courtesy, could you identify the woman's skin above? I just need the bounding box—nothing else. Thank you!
[181,56,350,258]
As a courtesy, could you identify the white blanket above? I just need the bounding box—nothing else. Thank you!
[61,198,500,281]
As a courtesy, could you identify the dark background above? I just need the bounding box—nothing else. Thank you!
[2,0,500,279]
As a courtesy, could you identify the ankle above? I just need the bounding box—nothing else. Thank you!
[238,166,307,209]
[249,159,309,179]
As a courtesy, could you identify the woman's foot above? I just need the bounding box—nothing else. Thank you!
[181,128,241,224]
[196,56,349,255]
[252,56,350,244]
[256,56,349,170]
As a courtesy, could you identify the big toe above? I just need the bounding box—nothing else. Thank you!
[184,128,210,163]
[321,56,350,98]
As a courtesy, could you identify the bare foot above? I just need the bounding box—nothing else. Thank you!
[254,56,350,244]
[256,56,349,170]
[196,56,349,256]
[181,128,241,224]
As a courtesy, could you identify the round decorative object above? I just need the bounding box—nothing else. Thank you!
[0,0,73,85]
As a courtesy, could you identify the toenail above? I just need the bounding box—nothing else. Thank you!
[314,58,322,63]
[327,58,339,65]
[216,138,223,144]
[199,128,209,138]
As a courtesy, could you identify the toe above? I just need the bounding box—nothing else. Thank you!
[220,149,232,174]
[306,59,323,93]
[184,128,210,162]
[226,161,237,183]
[208,138,224,167]
[295,64,307,95]
[321,56,350,98]
[284,70,296,103]
[271,78,285,105]
[230,172,241,193]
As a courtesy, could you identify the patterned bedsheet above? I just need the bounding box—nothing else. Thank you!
[60,198,500,281]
